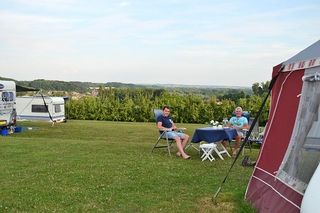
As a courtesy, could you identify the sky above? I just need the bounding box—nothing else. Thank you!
[0,0,319,87]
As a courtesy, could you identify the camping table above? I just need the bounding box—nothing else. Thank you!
[191,127,238,143]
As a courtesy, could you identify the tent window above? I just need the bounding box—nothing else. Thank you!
[32,105,48,113]
[277,67,320,193]
[54,104,61,113]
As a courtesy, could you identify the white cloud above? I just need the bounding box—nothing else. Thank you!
[11,0,76,9]
[0,10,83,55]
[119,1,130,7]
[1,1,320,86]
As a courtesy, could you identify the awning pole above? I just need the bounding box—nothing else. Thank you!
[40,91,55,126]
[212,66,283,202]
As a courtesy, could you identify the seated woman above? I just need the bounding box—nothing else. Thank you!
[156,106,190,160]
[228,106,249,156]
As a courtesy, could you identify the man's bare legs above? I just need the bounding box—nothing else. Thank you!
[233,136,241,156]
[175,135,190,159]
[222,140,231,153]
[221,136,241,157]
[181,135,189,149]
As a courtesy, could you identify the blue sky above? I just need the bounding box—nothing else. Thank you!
[0,0,319,86]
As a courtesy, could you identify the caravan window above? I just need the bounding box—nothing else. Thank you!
[54,104,62,113]
[32,105,48,113]
[2,92,14,102]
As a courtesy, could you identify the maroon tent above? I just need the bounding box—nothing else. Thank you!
[246,40,320,212]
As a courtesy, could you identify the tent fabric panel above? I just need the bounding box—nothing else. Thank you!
[246,41,320,212]
[256,70,304,173]
[283,40,320,65]
[272,63,283,77]
[277,66,320,193]
[246,69,304,212]
[251,168,303,204]
[246,177,300,213]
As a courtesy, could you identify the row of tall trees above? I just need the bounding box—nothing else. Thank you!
[66,82,270,125]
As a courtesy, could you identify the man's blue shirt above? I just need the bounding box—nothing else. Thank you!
[157,114,173,130]
[229,116,248,128]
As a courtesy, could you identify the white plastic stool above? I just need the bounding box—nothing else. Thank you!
[199,143,216,161]
[200,142,231,161]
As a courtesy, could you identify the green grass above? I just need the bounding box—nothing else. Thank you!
[0,120,257,212]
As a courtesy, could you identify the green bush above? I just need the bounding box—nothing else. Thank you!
[66,87,270,125]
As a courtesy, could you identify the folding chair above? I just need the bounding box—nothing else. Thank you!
[247,116,261,144]
[151,109,175,156]
[256,127,265,145]
[243,112,263,152]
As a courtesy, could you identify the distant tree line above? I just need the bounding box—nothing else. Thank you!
[18,79,95,93]
[1,75,271,124]
[66,81,270,125]
[6,76,253,96]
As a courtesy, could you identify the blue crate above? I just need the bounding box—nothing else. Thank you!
[1,129,8,136]
[15,126,22,133]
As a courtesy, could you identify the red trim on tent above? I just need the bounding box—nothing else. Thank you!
[247,177,301,212]
[248,168,303,205]
[246,68,305,213]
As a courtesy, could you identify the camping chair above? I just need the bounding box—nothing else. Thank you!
[246,116,261,144]
[151,109,186,156]
[256,132,264,145]
[256,127,265,145]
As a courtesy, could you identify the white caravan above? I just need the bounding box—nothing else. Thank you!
[0,81,16,127]
[16,96,65,122]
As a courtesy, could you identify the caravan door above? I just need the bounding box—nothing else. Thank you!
[0,81,16,127]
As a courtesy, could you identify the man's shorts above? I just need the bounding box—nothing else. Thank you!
[162,131,187,140]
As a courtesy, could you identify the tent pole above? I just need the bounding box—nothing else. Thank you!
[212,66,283,202]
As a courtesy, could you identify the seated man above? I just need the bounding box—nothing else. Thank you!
[157,106,190,159]
[228,106,249,156]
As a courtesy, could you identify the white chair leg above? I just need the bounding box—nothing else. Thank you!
[215,142,231,158]
[201,148,215,161]
[201,148,210,161]
[201,151,206,158]
[186,142,200,151]
[166,138,171,156]
[221,144,231,157]
[213,146,225,160]
[200,144,216,162]
[207,148,215,161]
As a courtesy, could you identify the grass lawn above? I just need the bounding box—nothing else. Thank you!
[0,120,258,212]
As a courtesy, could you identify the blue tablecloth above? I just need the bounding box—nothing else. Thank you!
[191,127,238,143]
